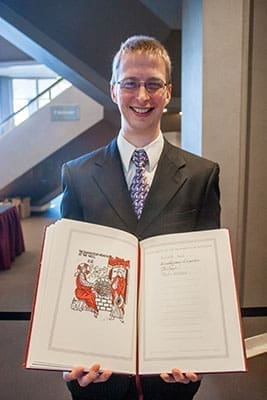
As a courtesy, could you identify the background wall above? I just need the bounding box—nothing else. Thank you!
[182,0,266,311]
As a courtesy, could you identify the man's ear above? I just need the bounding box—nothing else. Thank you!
[110,84,118,104]
[164,83,172,107]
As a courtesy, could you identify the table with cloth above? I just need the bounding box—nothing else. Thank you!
[0,204,25,270]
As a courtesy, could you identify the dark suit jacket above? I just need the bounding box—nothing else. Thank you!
[61,137,220,400]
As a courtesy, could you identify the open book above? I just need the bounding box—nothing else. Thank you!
[24,219,247,374]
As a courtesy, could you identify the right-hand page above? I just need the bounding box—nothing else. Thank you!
[138,229,246,375]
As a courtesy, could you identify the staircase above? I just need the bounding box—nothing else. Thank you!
[0,0,180,206]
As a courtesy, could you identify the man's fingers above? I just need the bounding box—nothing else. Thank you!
[160,370,189,384]
[63,364,112,386]
[160,372,173,383]
[63,367,85,382]
[93,370,112,383]
[160,369,202,384]
[77,367,112,386]
[172,368,186,382]
[77,370,100,387]
[184,372,202,382]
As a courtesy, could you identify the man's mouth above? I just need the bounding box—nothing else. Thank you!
[130,107,153,115]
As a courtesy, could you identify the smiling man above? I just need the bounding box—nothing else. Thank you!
[110,45,171,147]
[61,35,221,400]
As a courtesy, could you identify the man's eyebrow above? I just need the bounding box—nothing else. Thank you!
[120,76,137,80]
[120,76,163,80]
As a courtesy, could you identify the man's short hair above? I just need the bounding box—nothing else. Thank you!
[110,35,172,84]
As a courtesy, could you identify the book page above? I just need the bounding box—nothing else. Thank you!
[245,333,267,358]
[139,229,246,374]
[26,219,138,373]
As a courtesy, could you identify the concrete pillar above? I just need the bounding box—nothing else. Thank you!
[181,0,203,155]
[181,0,267,334]
[181,0,250,287]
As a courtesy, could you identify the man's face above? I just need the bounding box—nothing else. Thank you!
[111,52,171,141]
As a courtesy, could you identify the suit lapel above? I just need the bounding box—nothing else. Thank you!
[91,139,137,231]
[90,138,188,237]
[137,140,187,235]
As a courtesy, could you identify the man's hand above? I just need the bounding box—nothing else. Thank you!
[160,369,202,384]
[63,364,112,387]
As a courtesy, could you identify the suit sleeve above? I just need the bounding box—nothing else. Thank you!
[60,163,84,221]
[196,163,221,230]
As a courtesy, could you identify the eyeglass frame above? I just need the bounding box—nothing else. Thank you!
[116,78,169,94]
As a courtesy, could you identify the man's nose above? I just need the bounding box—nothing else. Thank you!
[136,83,150,100]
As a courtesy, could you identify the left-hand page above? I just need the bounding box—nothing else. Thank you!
[24,219,138,374]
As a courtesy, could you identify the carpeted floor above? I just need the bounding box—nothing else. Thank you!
[0,205,60,311]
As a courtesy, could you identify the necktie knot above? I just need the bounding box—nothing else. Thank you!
[131,149,149,169]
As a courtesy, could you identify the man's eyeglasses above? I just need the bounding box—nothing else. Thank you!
[116,78,168,94]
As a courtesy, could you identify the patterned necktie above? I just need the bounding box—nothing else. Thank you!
[130,149,149,219]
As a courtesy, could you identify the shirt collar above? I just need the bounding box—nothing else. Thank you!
[117,131,164,173]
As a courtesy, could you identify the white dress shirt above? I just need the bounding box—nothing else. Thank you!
[117,131,164,189]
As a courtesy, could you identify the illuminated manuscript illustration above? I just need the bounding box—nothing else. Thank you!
[71,252,129,322]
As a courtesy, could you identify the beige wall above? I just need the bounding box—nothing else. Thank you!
[201,0,267,311]
[182,0,266,308]
[242,0,267,308]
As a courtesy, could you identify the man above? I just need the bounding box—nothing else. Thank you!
[61,35,220,400]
